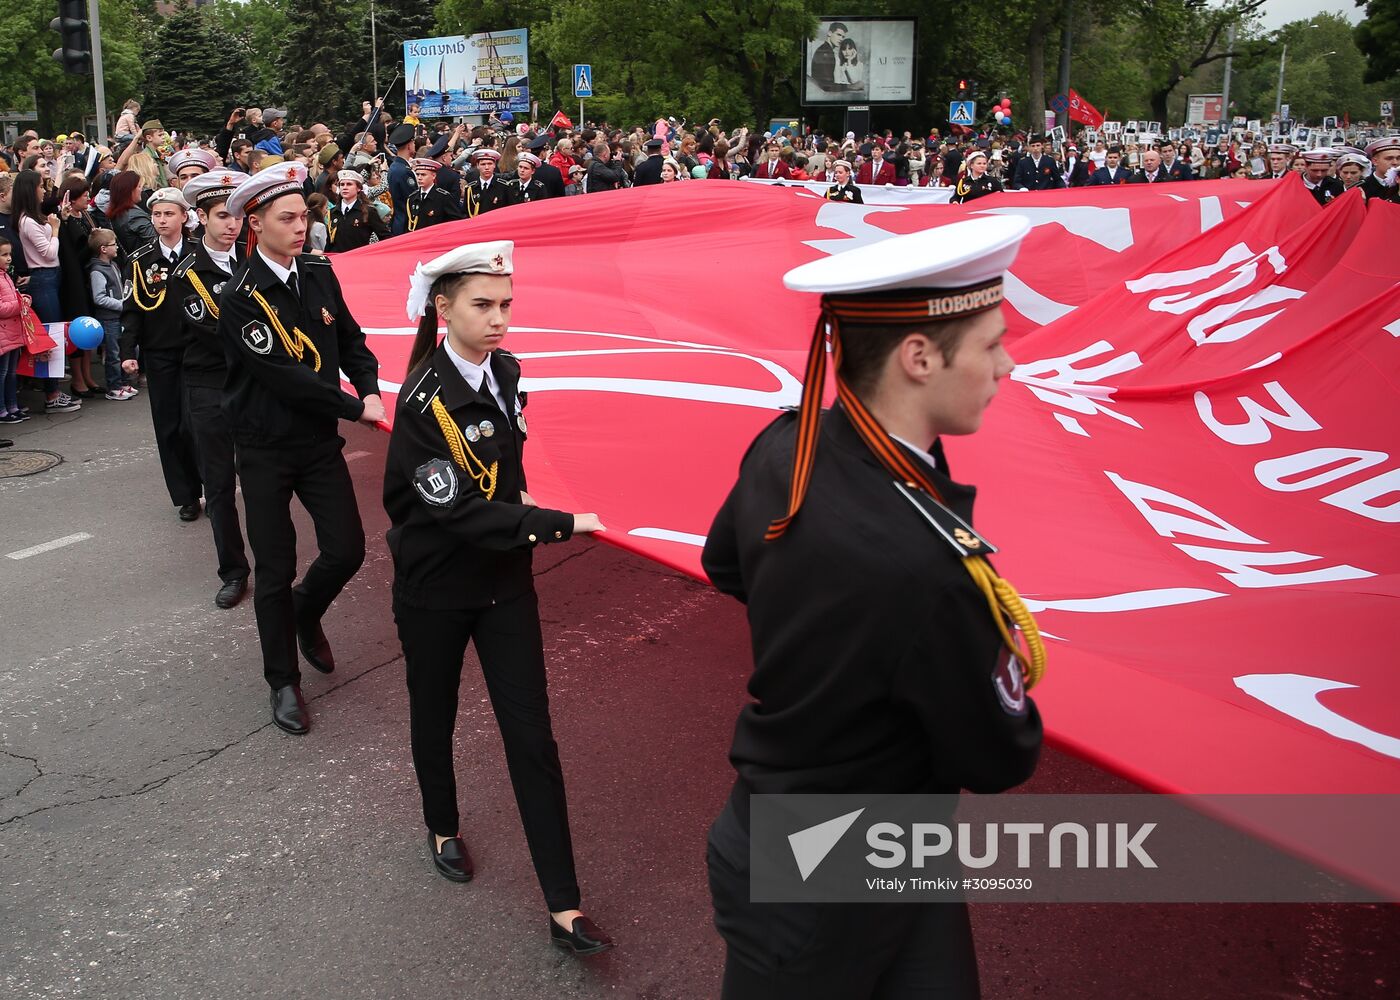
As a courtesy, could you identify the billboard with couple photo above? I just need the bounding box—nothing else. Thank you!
[802,17,916,106]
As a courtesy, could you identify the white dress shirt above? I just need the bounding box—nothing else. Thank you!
[444,339,508,414]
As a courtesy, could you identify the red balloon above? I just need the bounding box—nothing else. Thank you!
[1001,98,1012,110]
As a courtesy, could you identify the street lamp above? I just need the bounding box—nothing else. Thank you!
[1276,23,1321,115]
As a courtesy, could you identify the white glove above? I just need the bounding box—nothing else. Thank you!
[1385,166,1399,188]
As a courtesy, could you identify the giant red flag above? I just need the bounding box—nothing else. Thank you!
[331,178,1400,883]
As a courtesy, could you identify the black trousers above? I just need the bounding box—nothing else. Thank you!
[707,802,980,999]
[184,384,249,584]
[237,437,365,690]
[394,593,581,912]
[142,348,201,507]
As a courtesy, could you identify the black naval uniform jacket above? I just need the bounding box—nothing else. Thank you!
[216,251,380,447]
[511,177,550,205]
[824,181,864,204]
[1010,153,1064,190]
[465,178,512,217]
[701,407,1043,820]
[385,343,574,610]
[951,174,1003,203]
[407,186,465,231]
[119,239,192,360]
[1305,176,1346,207]
[1360,173,1400,204]
[171,241,240,388]
[327,199,389,252]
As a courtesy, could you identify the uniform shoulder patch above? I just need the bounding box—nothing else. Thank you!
[991,647,1028,716]
[172,253,196,278]
[241,320,274,354]
[892,481,997,557]
[128,243,156,261]
[300,252,331,266]
[403,365,442,414]
[413,457,460,507]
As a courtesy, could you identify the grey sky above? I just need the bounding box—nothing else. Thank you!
[1254,0,1362,30]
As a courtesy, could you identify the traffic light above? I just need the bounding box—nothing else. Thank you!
[51,0,92,76]
[957,78,969,96]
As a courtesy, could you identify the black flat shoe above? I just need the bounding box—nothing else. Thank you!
[296,618,335,674]
[214,577,248,609]
[428,832,474,882]
[178,502,201,522]
[549,915,614,957]
[0,439,11,449]
[270,684,309,735]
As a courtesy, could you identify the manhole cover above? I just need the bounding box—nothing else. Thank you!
[0,450,63,478]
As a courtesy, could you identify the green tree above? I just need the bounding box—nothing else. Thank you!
[0,0,152,137]
[144,2,249,133]
[205,0,289,105]
[1356,0,1400,82]
[276,0,373,126]
[370,0,438,111]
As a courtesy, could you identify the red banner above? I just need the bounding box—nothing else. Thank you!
[332,179,1400,876]
[1068,88,1105,128]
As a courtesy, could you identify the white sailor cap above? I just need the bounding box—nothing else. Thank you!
[227,161,308,217]
[517,151,542,168]
[181,170,250,210]
[1300,149,1335,164]
[829,158,853,172]
[963,149,988,164]
[406,241,515,320]
[1364,135,1400,157]
[145,186,190,211]
[411,157,442,172]
[1267,142,1298,155]
[335,169,366,187]
[167,147,219,177]
[1335,152,1370,172]
[784,215,1030,301]
[470,147,501,162]
[1334,144,1366,158]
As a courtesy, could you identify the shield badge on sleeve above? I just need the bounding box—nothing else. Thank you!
[991,646,1028,716]
[242,320,274,355]
[413,458,460,507]
[184,295,206,322]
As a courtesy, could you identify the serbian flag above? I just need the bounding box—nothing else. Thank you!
[330,179,1400,888]
[1068,88,1105,127]
[549,110,573,129]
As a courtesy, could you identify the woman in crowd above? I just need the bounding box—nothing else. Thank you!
[11,170,78,411]
[56,174,102,397]
[305,192,330,251]
[107,170,156,260]
[660,158,682,183]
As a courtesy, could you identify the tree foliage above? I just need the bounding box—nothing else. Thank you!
[1356,0,1400,83]
[144,2,249,133]
[276,0,373,126]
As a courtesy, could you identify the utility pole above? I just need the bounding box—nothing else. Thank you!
[1220,22,1235,126]
[371,0,378,101]
[1275,43,1287,116]
[87,0,107,144]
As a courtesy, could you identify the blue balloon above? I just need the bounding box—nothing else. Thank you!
[68,315,105,350]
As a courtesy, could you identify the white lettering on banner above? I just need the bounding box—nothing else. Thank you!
[802,203,907,256]
[1104,473,1374,587]
[1174,544,1373,587]
[1124,243,1304,345]
[1385,317,1400,338]
[1194,381,1321,445]
[1196,381,1400,523]
[1234,674,1400,760]
[1012,342,1143,436]
[1254,448,1389,493]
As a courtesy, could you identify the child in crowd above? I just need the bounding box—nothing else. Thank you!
[86,228,135,400]
[0,235,29,424]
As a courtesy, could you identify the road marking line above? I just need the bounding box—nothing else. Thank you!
[7,532,93,560]
[345,450,371,461]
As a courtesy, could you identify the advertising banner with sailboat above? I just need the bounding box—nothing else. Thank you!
[404,29,530,117]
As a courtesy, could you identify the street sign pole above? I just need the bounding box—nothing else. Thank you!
[87,0,108,144]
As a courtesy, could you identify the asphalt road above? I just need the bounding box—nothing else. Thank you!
[1,387,1395,999]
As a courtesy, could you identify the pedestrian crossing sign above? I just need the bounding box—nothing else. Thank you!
[949,101,976,126]
[574,64,594,98]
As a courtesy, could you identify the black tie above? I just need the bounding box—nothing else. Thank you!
[286,272,299,299]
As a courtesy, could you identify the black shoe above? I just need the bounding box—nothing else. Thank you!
[296,617,336,674]
[549,915,614,957]
[270,685,309,735]
[178,502,201,522]
[428,831,474,882]
[0,439,11,449]
[214,577,248,609]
